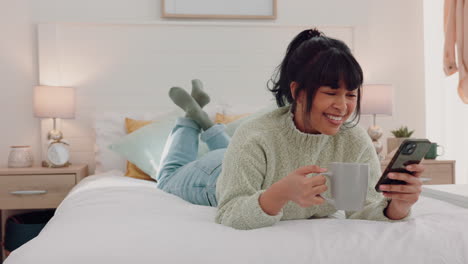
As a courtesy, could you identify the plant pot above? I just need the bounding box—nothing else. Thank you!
[387,137,408,154]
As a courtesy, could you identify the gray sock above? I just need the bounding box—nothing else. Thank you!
[169,87,215,130]
[190,79,210,108]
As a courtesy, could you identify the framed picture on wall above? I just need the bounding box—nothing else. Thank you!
[161,0,277,19]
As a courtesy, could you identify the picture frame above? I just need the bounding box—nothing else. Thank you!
[161,0,277,19]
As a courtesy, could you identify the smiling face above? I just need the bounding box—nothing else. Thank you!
[292,81,358,135]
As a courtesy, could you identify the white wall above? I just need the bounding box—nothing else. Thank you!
[0,0,425,169]
[0,1,41,166]
[424,0,468,184]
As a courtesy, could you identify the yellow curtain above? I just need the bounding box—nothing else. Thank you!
[444,0,468,103]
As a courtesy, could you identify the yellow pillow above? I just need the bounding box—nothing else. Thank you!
[215,113,250,124]
[124,118,156,182]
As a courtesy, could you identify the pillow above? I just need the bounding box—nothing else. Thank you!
[223,103,276,137]
[125,118,153,134]
[108,117,180,178]
[196,113,251,157]
[109,104,277,179]
[214,113,251,124]
[94,109,181,173]
[124,118,156,181]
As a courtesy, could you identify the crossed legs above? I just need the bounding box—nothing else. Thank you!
[155,80,229,206]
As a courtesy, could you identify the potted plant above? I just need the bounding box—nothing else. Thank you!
[387,126,414,154]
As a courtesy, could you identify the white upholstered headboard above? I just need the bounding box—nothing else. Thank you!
[37,22,354,173]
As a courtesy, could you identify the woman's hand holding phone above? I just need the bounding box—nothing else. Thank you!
[380,164,425,218]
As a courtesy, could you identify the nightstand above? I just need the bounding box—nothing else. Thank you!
[380,160,456,184]
[0,164,88,262]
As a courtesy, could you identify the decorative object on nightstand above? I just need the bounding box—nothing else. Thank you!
[33,86,75,168]
[424,142,445,159]
[0,164,88,261]
[361,84,394,161]
[7,146,33,168]
[387,126,414,154]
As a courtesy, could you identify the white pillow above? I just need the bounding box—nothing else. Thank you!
[93,109,182,174]
[204,102,275,119]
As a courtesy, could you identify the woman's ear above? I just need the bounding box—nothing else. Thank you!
[290,81,298,100]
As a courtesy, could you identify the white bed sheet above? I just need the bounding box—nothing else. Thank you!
[5,171,468,264]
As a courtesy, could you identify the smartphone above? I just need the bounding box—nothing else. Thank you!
[375,139,432,193]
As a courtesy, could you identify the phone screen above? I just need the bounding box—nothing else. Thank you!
[375,139,432,192]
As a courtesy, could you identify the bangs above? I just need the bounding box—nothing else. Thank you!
[302,48,363,91]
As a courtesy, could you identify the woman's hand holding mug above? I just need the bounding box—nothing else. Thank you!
[280,165,328,208]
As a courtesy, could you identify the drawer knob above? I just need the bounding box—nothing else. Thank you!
[10,190,48,195]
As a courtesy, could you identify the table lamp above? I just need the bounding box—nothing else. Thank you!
[33,85,75,167]
[361,84,394,160]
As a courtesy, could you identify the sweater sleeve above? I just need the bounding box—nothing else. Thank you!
[215,131,283,230]
[345,144,412,222]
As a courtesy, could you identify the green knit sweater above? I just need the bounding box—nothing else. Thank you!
[215,105,408,230]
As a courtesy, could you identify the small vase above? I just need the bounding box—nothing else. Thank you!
[8,146,34,168]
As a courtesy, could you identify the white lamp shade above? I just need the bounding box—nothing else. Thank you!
[34,86,75,118]
[361,84,393,115]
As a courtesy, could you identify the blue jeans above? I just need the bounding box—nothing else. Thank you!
[156,117,230,207]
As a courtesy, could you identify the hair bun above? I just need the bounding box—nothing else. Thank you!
[308,28,322,38]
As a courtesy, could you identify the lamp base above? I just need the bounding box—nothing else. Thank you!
[47,129,63,141]
[372,141,385,161]
[42,160,71,168]
[367,126,383,141]
[367,126,385,160]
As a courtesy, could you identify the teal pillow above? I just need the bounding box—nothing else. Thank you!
[108,117,178,178]
[109,104,277,178]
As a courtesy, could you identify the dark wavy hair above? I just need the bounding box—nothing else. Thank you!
[268,28,363,130]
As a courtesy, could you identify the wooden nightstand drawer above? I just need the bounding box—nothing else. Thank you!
[421,163,454,184]
[0,174,76,209]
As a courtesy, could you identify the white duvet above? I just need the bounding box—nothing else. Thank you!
[5,171,468,264]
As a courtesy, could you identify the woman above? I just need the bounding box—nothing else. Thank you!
[157,29,425,230]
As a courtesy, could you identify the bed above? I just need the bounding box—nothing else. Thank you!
[21,22,467,263]
[5,170,468,264]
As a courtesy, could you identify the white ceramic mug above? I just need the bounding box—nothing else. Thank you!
[321,162,369,211]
